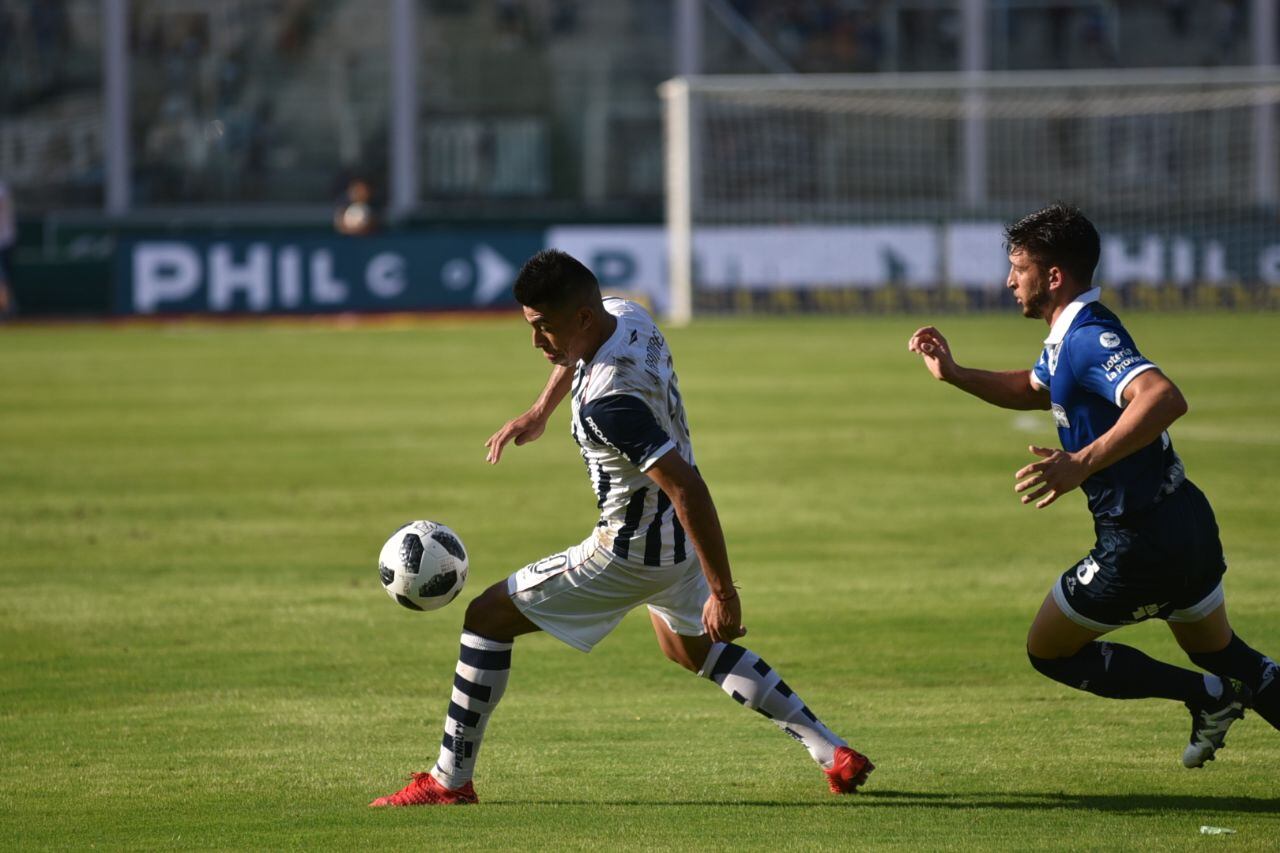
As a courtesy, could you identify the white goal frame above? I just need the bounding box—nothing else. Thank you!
[661,66,1280,324]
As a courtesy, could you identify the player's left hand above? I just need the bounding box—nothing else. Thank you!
[702,593,746,643]
[1014,445,1090,509]
[484,409,548,464]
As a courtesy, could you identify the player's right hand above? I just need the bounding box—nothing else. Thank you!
[907,325,957,382]
[484,410,547,464]
[702,592,746,643]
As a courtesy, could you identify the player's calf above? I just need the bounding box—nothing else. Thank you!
[1189,633,1280,730]
[699,642,872,791]
[654,619,713,672]
[1028,642,1212,702]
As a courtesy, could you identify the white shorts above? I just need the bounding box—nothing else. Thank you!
[507,532,709,652]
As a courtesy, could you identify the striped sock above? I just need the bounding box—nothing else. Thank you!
[700,642,847,768]
[429,630,512,789]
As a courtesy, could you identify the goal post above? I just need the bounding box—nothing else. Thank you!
[662,77,694,328]
[660,67,1280,321]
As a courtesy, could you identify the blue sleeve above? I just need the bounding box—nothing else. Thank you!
[1067,323,1158,407]
[579,395,675,471]
[1030,349,1050,390]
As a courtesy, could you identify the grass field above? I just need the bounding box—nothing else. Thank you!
[2,310,1278,851]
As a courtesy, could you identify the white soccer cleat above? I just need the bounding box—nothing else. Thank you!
[1182,680,1248,769]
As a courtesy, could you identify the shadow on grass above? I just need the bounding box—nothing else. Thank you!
[495,790,1280,814]
[859,790,1280,815]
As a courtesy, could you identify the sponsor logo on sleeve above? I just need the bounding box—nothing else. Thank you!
[1099,331,1122,349]
[1051,403,1070,428]
[585,414,632,461]
[1101,347,1145,382]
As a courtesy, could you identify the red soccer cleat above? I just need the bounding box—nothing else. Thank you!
[824,746,874,794]
[369,772,478,807]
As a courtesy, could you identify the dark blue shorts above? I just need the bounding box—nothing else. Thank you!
[1052,480,1227,631]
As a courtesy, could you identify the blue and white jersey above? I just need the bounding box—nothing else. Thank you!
[570,298,694,566]
[1030,288,1185,520]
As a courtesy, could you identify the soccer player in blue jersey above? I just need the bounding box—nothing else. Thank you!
[908,203,1278,767]
[371,250,872,806]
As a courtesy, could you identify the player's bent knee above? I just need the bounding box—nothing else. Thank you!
[461,583,516,637]
[1026,620,1090,660]
[1027,649,1070,683]
[462,595,489,631]
[1025,629,1060,660]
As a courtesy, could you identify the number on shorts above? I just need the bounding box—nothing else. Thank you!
[1075,557,1100,586]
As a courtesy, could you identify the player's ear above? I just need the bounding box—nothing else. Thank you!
[1046,264,1065,291]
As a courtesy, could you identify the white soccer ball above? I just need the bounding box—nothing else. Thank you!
[377,520,469,611]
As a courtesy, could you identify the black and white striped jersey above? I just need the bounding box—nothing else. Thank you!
[569,298,694,567]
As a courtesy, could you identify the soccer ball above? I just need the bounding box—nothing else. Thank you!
[377,520,469,611]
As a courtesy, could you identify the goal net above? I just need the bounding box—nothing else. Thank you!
[661,68,1280,321]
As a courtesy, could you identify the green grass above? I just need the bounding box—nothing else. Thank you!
[2,311,1278,851]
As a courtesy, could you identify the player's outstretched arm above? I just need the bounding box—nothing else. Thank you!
[645,450,745,644]
[485,364,573,464]
[907,325,1050,411]
[1014,369,1188,508]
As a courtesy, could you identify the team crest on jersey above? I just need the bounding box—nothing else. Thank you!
[1099,331,1121,349]
[1051,403,1070,428]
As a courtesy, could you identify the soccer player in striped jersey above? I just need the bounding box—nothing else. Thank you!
[908,203,1278,769]
[371,250,872,806]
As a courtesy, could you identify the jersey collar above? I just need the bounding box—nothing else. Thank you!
[1044,287,1101,345]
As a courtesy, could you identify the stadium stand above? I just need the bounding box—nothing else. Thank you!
[0,1,1272,218]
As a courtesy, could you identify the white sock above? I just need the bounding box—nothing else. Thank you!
[700,642,847,768]
[430,630,512,789]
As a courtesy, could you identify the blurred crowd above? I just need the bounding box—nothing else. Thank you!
[0,0,84,111]
[727,0,1252,73]
[0,0,1266,214]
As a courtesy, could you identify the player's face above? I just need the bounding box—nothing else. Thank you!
[523,304,591,365]
[1006,249,1052,319]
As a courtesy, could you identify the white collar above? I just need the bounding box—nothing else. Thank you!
[1044,287,1101,346]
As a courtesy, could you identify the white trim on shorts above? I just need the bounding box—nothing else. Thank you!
[1051,580,1121,632]
[1166,581,1225,623]
[1051,579,1226,632]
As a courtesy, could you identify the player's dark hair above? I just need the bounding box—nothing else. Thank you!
[1004,202,1101,286]
[513,250,600,312]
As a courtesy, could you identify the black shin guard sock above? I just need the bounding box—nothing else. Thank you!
[1188,634,1280,729]
[1029,642,1207,702]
